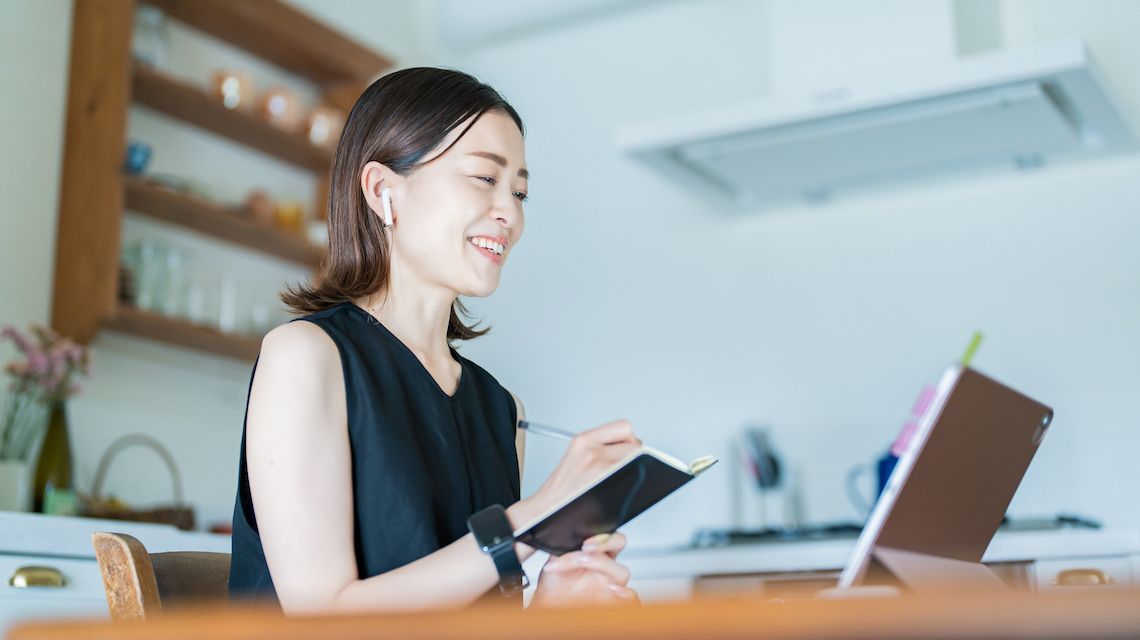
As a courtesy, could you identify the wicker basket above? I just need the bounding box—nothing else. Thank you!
[82,433,196,531]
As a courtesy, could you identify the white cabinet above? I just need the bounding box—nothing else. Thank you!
[0,555,107,629]
[1031,555,1136,592]
[0,511,229,635]
[621,529,1140,602]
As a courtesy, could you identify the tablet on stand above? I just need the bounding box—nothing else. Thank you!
[836,366,1054,593]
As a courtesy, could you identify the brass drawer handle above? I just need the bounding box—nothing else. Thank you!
[8,565,67,588]
[1053,568,1114,586]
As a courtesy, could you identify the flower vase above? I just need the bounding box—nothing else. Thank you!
[32,402,74,514]
[0,459,31,511]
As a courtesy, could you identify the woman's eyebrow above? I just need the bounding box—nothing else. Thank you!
[467,151,529,179]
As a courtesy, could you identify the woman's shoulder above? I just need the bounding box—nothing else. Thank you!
[246,318,346,440]
[259,317,339,370]
[259,303,360,359]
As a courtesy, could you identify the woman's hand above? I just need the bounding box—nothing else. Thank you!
[521,420,642,519]
[531,532,640,608]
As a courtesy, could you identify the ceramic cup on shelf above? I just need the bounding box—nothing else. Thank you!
[258,85,304,132]
[244,189,276,228]
[212,69,254,111]
[122,140,152,176]
[131,4,168,68]
[119,241,143,307]
[305,105,346,148]
[217,276,239,334]
[160,246,190,319]
[274,201,303,233]
[134,240,168,313]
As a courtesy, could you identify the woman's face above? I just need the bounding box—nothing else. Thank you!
[383,110,528,299]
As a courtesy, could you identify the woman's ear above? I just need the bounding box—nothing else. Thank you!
[360,161,399,226]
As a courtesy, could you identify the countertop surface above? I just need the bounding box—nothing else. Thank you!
[0,511,230,558]
[619,528,1140,579]
[0,511,231,636]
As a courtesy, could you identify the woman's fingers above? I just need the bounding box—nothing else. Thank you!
[550,550,631,585]
[607,584,641,605]
[582,531,627,558]
[604,443,644,465]
[578,419,640,446]
[535,552,640,608]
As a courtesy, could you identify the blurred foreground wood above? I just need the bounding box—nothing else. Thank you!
[9,589,1140,640]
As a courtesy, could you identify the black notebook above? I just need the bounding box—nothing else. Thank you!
[512,447,718,555]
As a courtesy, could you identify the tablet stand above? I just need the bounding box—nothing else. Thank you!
[869,545,1008,593]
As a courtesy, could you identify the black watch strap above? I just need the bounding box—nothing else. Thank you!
[488,540,528,596]
[467,504,529,597]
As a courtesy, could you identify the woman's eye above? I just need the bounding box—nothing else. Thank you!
[475,176,527,202]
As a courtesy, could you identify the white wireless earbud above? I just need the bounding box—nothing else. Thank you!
[380,187,393,228]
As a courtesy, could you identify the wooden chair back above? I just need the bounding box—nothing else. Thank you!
[91,531,231,620]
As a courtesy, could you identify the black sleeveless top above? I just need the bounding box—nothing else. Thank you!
[228,302,521,603]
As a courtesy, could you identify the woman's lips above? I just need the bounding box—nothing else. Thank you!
[470,242,503,265]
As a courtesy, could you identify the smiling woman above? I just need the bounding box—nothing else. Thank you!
[280,69,528,331]
[228,68,643,613]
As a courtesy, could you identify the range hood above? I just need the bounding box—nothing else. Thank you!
[617,39,1137,210]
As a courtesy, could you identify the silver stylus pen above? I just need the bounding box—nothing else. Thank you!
[518,420,577,441]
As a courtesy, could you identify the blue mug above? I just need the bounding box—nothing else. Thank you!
[123,141,152,175]
[876,450,899,497]
[847,450,900,517]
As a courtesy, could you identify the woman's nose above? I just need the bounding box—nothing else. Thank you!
[491,193,521,228]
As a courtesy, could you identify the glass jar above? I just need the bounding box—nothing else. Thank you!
[131,5,168,68]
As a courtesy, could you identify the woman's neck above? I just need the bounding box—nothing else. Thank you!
[355,269,455,362]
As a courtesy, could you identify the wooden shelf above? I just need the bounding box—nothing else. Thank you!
[103,305,261,361]
[131,64,333,171]
[53,1,389,359]
[123,176,324,268]
[140,0,392,87]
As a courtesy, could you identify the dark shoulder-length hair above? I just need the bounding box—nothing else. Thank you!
[281,67,525,342]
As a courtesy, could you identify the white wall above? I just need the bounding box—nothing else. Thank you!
[0,0,71,333]
[432,0,1140,546]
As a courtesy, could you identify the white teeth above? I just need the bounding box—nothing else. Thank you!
[469,237,505,256]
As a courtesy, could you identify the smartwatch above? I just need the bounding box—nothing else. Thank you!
[467,504,529,597]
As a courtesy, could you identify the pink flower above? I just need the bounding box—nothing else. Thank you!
[31,325,60,350]
[1,326,35,356]
[25,348,48,378]
[49,344,66,375]
[2,323,91,403]
[63,342,83,368]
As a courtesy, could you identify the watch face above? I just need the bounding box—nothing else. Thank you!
[470,505,513,547]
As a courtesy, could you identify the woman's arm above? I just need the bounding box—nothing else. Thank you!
[247,321,537,613]
[247,323,636,613]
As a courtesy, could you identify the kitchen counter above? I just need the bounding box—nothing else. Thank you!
[618,527,1140,601]
[0,511,230,635]
[0,511,230,557]
[621,527,1140,578]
